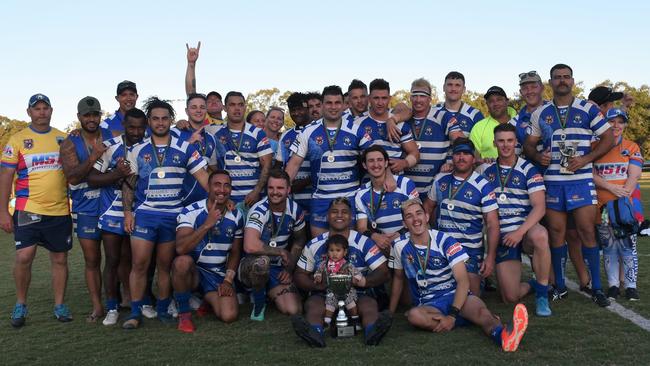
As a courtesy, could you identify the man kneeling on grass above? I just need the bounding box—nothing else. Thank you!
[388,198,529,352]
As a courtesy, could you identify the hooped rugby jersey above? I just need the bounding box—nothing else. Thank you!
[94,136,133,227]
[276,126,313,210]
[434,102,485,137]
[355,175,419,234]
[356,114,413,159]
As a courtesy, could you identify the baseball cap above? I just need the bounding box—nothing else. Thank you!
[588,86,623,106]
[484,86,507,100]
[605,108,628,122]
[452,142,475,154]
[28,93,51,108]
[518,71,542,85]
[77,96,102,115]
[116,80,137,95]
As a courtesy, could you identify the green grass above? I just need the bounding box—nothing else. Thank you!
[1,181,649,365]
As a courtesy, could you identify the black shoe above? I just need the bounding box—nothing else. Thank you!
[291,315,325,348]
[364,310,392,346]
[625,288,640,301]
[592,289,611,307]
[607,286,619,300]
[579,285,592,296]
[484,278,497,292]
[549,285,568,301]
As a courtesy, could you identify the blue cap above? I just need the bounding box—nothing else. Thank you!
[606,108,628,122]
[28,93,51,108]
[452,143,474,154]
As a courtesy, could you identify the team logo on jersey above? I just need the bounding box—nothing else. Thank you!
[56,136,64,145]
[173,154,181,164]
[3,145,13,157]
[226,226,234,238]
[284,139,292,148]
[143,153,152,163]
[459,120,468,130]
[487,173,496,182]
[463,190,473,199]
[545,115,554,125]
[406,254,414,264]
[23,139,34,150]
[439,182,448,192]
[219,136,227,144]
[425,126,433,135]
[573,115,582,124]
[343,136,352,146]
[365,126,373,136]
[392,198,401,209]
[243,140,251,149]
[350,252,360,262]
[315,136,324,145]
[432,257,443,268]
[378,126,386,138]
[621,149,630,157]
[512,176,521,186]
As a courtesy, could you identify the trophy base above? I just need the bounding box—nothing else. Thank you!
[559,167,574,174]
[333,324,355,338]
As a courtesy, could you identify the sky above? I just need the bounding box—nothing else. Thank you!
[2,0,649,130]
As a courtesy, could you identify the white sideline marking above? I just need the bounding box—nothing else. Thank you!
[522,257,650,332]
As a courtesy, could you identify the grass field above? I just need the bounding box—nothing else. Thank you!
[1,178,649,366]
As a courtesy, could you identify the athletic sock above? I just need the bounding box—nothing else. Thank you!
[324,317,331,325]
[490,325,504,346]
[174,292,192,314]
[582,246,602,290]
[156,297,172,316]
[529,279,548,299]
[106,298,118,312]
[551,245,568,290]
[130,300,143,318]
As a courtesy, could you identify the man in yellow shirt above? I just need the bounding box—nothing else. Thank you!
[469,86,516,161]
[0,94,73,327]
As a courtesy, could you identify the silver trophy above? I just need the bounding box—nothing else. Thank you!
[327,273,355,338]
[558,141,578,174]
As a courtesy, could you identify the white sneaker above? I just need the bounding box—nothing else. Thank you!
[189,295,202,310]
[102,310,119,326]
[168,301,178,318]
[141,305,157,319]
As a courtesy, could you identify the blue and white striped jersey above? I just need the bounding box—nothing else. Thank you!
[212,122,272,203]
[246,196,305,252]
[435,102,484,137]
[510,101,550,158]
[389,229,468,306]
[126,136,206,216]
[67,128,113,215]
[100,110,123,136]
[404,108,460,194]
[290,117,370,199]
[529,98,609,184]
[177,199,244,276]
[481,158,545,234]
[276,126,313,208]
[93,136,130,226]
[356,115,413,159]
[355,175,419,234]
[297,230,385,276]
[427,171,498,250]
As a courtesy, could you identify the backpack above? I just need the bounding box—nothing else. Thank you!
[606,197,640,238]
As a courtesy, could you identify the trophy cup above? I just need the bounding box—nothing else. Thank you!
[327,273,355,338]
[558,141,578,175]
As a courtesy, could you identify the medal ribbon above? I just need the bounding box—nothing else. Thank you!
[227,124,246,157]
[321,120,342,153]
[369,188,385,224]
[496,158,517,194]
[410,234,432,276]
[447,175,470,203]
[154,137,171,168]
[269,210,287,243]
[552,98,574,130]
[411,117,428,141]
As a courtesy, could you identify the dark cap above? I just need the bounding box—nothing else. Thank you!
[28,93,51,108]
[605,108,628,123]
[116,80,137,95]
[452,142,475,155]
[484,86,507,100]
[77,96,102,115]
[588,86,623,106]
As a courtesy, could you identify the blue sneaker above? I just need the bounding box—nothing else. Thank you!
[54,304,73,322]
[11,303,28,328]
[250,303,266,321]
[535,296,552,317]
[157,311,176,324]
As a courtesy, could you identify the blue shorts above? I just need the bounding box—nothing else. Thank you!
[464,248,484,274]
[496,242,522,264]
[419,293,469,327]
[545,182,597,212]
[13,212,72,252]
[98,215,126,236]
[72,213,101,240]
[197,266,225,293]
[310,197,357,229]
[131,212,177,243]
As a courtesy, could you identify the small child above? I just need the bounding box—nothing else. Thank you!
[314,234,364,328]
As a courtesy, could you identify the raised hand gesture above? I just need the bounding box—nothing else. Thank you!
[186,41,201,64]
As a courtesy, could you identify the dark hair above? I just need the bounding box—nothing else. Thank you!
[369,78,390,94]
[186,93,207,107]
[123,108,147,125]
[343,92,349,98]
[550,63,573,77]
[328,196,351,210]
[362,145,389,163]
[348,79,368,93]
[208,169,231,184]
[322,85,343,99]
[246,110,264,123]
[207,91,222,101]
[224,91,245,105]
[305,92,322,102]
[451,136,475,150]
[493,123,516,135]
[142,97,175,119]
[286,92,307,111]
[268,168,290,186]
[326,234,349,251]
[444,71,465,84]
